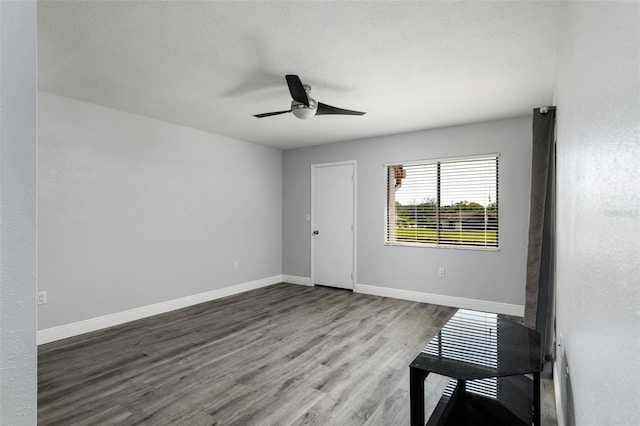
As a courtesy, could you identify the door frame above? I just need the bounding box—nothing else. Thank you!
[310,160,357,289]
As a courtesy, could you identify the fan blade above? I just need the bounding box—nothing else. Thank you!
[285,75,309,106]
[253,109,291,118]
[316,102,366,116]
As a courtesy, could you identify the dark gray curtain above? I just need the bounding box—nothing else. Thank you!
[524,106,556,361]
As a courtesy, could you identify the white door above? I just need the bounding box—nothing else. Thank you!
[312,162,355,290]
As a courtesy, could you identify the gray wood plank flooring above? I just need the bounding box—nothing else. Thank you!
[38,283,456,425]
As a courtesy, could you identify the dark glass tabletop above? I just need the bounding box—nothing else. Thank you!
[410,309,542,380]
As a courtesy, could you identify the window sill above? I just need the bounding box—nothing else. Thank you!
[384,241,500,252]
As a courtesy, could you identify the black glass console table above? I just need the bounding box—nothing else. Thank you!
[410,310,542,426]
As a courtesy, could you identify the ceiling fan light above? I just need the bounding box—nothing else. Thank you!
[292,108,316,120]
[291,98,317,120]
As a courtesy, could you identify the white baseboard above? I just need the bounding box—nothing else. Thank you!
[354,283,525,316]
[37,277,523,345]
[554,357,565,426]
[281,275,312,286]
[37,275,282,345]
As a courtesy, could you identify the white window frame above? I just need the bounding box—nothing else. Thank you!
[384,153,500,251]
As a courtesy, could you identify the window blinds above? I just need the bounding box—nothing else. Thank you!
[386,155,499,249]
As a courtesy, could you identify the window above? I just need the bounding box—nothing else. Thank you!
[386,154,499,249]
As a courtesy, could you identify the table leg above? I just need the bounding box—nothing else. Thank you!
[533,372,541,426]
[410,366,429,426]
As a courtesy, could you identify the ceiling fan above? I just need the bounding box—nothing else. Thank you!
[254,75,366,120]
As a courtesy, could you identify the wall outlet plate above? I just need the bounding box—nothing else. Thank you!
[38,291,48,305]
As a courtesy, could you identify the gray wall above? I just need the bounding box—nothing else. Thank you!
[38,92,282,330]
[0,1,37,423]
[555,1,640,425]
[283,116,532,306]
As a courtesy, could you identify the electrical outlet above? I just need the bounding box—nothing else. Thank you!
[233,261,239,270]
[305,214,311,222]
[438,267,446,278]
[38,291,48,305]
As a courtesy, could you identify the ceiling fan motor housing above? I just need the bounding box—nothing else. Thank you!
[291,85,317,119]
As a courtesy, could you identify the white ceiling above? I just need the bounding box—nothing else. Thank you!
[37,1,562,150]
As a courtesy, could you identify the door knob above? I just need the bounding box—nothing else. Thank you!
[313,230,319,235]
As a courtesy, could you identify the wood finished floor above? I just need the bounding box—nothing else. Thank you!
[38,283,457,425]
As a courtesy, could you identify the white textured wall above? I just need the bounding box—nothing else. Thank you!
[0,1,38,424]
[283,116,533,308]
[555,2,640,425]
[38,92,282,330]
